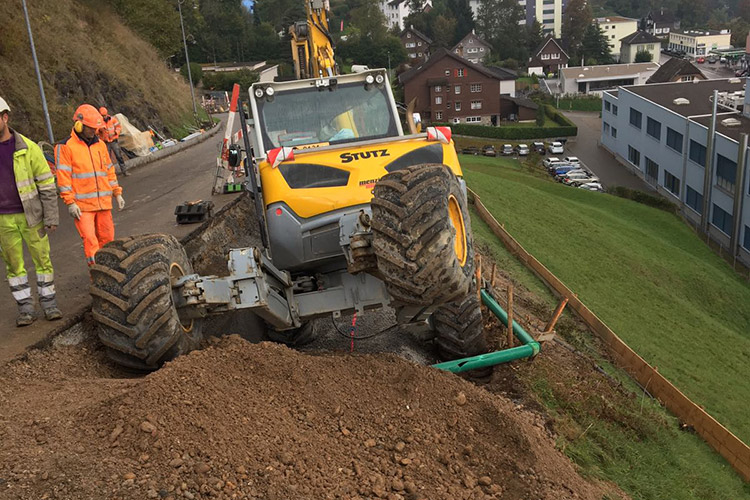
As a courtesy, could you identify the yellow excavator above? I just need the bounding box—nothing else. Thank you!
[89,0,483,370]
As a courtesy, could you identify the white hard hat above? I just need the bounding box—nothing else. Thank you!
[0,97,8,113]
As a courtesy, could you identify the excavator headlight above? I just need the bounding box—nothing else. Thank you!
[375,74,385,85]
[254,87,265,99]
[265,86,275,97]
[365,74,375,85]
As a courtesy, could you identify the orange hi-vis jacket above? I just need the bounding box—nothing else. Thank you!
[56,130,122,212]
[99,115,122,143]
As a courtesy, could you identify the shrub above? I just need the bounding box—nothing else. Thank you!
[607,186,678,214]
[202,69,259,91]
[536,104,546,126]
[432,122,577,139]
[180,62,202,86]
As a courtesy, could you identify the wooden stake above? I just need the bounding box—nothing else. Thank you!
[506,284,514,348]
[490,263,497,287]
[543,297,569,333]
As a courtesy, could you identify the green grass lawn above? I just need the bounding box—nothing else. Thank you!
[461,155,750,441]
[461,155,750,498]
[555,96,603,112]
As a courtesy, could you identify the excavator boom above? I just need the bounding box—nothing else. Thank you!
[290,0,337,79]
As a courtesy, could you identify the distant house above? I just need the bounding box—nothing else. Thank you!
[643,8,680,38]
[646,57,706,83]
[400,26,432,62]
[596,16,640,60]
[527,36,569,75]
[399,48,517,126]
[559,62,660,94]
[452,30,492,64]
[619,30,661,63]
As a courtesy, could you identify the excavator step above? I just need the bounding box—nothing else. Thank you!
[174,200,214,224]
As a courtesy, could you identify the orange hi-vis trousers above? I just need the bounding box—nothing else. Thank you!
[74,210,114,266]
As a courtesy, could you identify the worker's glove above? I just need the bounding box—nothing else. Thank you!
[116,195,125,211]
[68,203,82,220]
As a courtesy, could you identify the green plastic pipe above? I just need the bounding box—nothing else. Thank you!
[432,289,540,373]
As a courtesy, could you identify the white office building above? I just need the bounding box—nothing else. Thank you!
[379,0,432,31]
[600,79,750,266]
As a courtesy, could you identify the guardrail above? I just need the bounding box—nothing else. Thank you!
[469,188,750,481]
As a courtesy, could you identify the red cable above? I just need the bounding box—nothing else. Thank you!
[350,312,358,353]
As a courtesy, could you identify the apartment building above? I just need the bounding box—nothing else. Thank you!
[596,16,639,59]
[469,0,565,37]
[600,79,750,265]
[667,29,732,57]
[379,0,432,31]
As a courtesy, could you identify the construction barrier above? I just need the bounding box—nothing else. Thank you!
[469,188,750,481]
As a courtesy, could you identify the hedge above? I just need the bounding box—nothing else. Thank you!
[430,105,577,140]
[607,186,679,214]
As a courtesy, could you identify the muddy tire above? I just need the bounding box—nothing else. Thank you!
[90,234,204,371]
[432,290,488,360]
[371,164,474,306]
[265,322,317,347]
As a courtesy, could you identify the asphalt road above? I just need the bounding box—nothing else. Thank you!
[0,116,238,363]
[561,111,652,192]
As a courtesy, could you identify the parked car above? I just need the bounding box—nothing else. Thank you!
[562,156,580,164]
[707,56,717,64]
[544,157,562,169]
[552,165,580,178]
[461,146,480,155]
[563,173,599,185]
[720,56,727,64]
[482,145,497,157]
[548,141,564,154]
[578,181,605,192]
[696,56,705,63]
[502,144,514,155]
[516,144,530,156]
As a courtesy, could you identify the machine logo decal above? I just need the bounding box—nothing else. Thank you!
[340,149,390,163]
[358,177,381,188]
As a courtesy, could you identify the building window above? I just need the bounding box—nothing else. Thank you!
[405,42,416,48]
[603,122,610,134]
[611,127,617,138]
[612,104,618,115]
[712,204,734,236]
[457,68,465,77]
[445,69,451,76]
[645,157,658,184]
[689,140,706,167]
[466,116,481,123]
[418,41,422,46]
[686,185,703,214]
[452,117,461,124]
[664,170,680,196]
[646,117,661,140]
[680,76,694,82]
[470,83,481,92]
[629,108,642,129]
[471,100,482,109]
[435,96,443,105]
[434,85,442,92]
[455,102,461,111]
[480,47,484,51]
[716,154,737,193]
[435,111,443,120]
[604,100,611,111]
[455,85,461,94]
[666,127,683,153]
[743,225,750,250]
[628,146,641,167]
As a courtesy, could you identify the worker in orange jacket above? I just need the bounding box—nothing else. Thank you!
[57,104,125,266]
[98,107,129,176]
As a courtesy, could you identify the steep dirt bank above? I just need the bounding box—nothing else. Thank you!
[0,0,193,141]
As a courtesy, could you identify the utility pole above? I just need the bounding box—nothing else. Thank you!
[178,0,198,118]
[21,0,54,143]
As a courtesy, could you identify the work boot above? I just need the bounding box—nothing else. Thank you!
[121,167,130,177]
[44,307,63,321]
[16,312,36,327]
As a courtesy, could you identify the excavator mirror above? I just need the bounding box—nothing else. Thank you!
[227,144,242,168]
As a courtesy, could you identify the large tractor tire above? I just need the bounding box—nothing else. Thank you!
[90,234,204,371]
[371,164,475,307]
[432,290,488,360]
[264,321,317,347]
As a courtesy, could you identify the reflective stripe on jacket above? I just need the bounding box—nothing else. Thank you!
[11,130,59,227]
[56,130,122,211]
[99,116,121,143]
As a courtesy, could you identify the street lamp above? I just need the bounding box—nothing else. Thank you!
[178,0,198,119]
[21,0,54,143]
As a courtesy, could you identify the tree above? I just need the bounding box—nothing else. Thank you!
[634,49,653,62]
[476,0,525,60]
[739,0,750,22]
[433,15,457,47]
[535,103,546,126]
[180,62,203,86]
[525,20,545,56]
[446,0,475,44]
[110,0,182,57]
[580,22,612,65]
[563,0,592,61]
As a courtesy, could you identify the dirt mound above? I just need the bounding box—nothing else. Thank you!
[0,334,613,500]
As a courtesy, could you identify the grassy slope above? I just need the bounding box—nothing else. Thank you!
[463,155,750,498]
[0,0,194,140]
